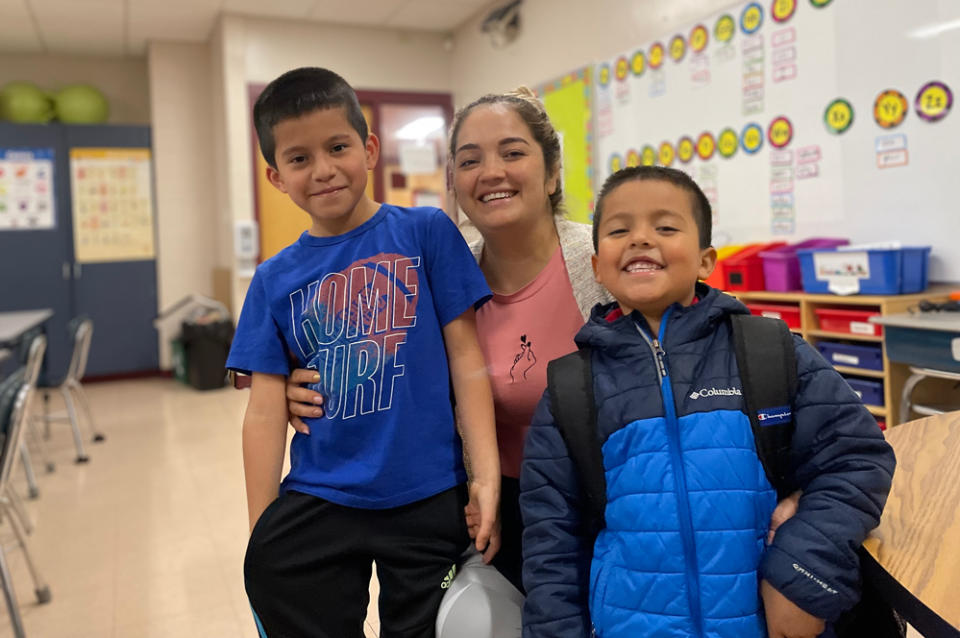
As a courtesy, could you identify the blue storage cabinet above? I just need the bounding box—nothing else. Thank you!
[0,122,158,379]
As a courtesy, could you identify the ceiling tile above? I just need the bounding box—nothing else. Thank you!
[385,0,485,31]
[128,1,219,43]
[28,0,124,55]
[0,0,42,53]
[307,0,400,26]
[222,0,315,20]
[0,14,44,54]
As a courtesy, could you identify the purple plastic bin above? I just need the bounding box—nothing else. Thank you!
[760,238,849,291]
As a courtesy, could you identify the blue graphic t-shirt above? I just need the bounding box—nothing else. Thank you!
[227,205,491,509]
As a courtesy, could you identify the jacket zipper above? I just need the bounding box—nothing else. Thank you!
[635,312,704,637]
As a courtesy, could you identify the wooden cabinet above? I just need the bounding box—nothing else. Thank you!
[729,287,951,427]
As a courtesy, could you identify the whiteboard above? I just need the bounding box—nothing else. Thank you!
[592,0,960,282]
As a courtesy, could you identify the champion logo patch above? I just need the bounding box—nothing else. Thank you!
[757,406,791,425]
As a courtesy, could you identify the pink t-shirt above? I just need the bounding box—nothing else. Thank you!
[476,246,586,478]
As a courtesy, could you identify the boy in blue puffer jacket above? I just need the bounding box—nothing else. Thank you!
[519,166,896,638]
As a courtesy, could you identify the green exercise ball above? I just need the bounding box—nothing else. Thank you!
[0,82,55,123]
[55,84,109,124]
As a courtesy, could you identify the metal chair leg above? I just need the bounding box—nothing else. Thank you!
[17,443,40,499]
[42,390,51,441]
[69,380,105,443]
[60,385,89,463]
[25,416,55,473]
[4,487,33,535]
[5,505,51,605]
[899,371,925,425]
[0,543,27,638]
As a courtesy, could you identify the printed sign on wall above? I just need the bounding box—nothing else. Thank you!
[70,148,156,263]
[0,148,55,230]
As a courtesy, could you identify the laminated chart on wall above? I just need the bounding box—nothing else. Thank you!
[0,148,55,231]
[588,0,960,280]
[535,67,594,223]
[70,148,156,263]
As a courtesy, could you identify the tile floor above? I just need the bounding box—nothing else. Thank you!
[0,377,923,638]
[0,378,380,638]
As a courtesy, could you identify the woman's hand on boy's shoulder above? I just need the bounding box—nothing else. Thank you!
[285,368,324,434]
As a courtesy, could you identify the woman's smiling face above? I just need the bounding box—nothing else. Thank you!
[451,104,558,233]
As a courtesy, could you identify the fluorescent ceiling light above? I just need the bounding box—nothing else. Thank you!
[907,18,960,39]
[395,116,444,140]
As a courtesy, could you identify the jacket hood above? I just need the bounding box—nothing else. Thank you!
[575,283,749,352]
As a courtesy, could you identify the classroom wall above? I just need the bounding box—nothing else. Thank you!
[449,0,738,107]
[148,42,218,367]
[0,53,151,123]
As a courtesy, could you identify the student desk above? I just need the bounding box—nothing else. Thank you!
[862,410,960,635]
[0,309,53,347]
[871,312,960,423]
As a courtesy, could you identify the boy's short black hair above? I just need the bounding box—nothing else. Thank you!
[592,166,713,251]
[253,67,368,169]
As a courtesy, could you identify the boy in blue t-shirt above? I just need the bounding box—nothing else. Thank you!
[227,67,500,638]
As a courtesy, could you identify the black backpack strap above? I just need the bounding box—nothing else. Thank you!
[730,314,798,499]
[546,347,606,529]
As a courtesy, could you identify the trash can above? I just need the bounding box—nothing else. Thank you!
[180,318,234,390]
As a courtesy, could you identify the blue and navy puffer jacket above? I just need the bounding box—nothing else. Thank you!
[519,285,895,638]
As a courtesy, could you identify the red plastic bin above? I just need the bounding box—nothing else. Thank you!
[745,303,801,330]
[703,244,750,291]
[723,242,786,291]
[813,307,882,336]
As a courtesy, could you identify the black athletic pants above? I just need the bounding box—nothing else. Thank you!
[245,485,470,638]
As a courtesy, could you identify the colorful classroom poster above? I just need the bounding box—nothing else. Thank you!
[0,148,55,230]
[536,67,594,223]
[69,148,156,263]
[592,0,847,240]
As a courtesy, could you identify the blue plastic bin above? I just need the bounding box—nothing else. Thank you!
[798,246,931,295]
[844,377,884,407]
[817,341,884,371]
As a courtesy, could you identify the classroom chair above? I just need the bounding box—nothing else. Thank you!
[36,317,105,464]
[0,340,53,638]
[14,329,54,499]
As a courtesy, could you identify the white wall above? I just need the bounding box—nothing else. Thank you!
[450,0,739,107]
[0,53,150,123]
[148,42,218,367]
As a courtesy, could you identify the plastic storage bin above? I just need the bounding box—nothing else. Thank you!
[759,238,849,292]
[723,241,786,291]
[703,244,748,290]
[844,377,884,407]
[817,341,884,371]
[798,245,931,295]
[814,307,882,336]
[745,303,802,330]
